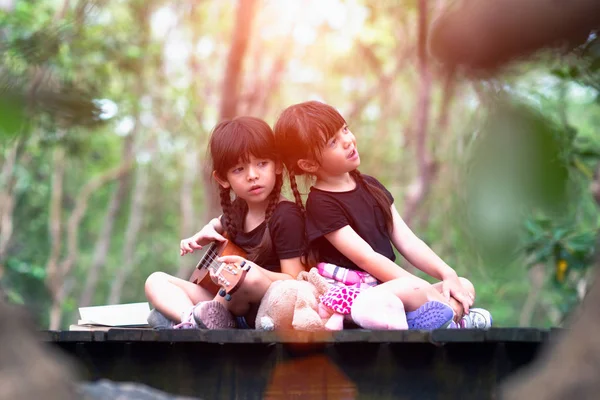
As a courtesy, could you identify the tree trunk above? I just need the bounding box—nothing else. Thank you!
[413,68,455,229]
[45,147,66,298]
[48,161,132,329]
[402,0,434,228]
[108,162,149,305]
[370,83,395,178]
[48,282,67,331]
[78,134,134,307]
[518,263,546,326]
[0,139,25,271]
[176,150,199,279]
[244,24,296,118]
[200,0,259,221]
[436,68,456,133]
[218,0,258,121]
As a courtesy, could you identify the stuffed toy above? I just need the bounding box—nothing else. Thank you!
[254,268,330,331]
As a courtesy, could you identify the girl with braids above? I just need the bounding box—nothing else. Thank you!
[145,116,306,330]
[274,101,492,330]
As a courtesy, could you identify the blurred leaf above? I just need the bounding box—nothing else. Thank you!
[0,93,27,140]
[568,65,580,79]
[552,228,569,241]
[8,25,65,65]
[5,289,25,305]
[551,68,568,79]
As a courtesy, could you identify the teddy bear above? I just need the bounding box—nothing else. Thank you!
[254,268,330,331]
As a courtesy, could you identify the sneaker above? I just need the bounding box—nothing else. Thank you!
[192,300,236,329]
[147,309,176,329]
[406,301,455,330]
[448,308,493,330]
[172,307,199,330]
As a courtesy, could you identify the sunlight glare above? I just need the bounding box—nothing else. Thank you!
[95,99,118,120]
[151,6,178,39]
[262,0,366,53]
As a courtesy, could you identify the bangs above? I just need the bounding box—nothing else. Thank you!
[294,101,346,159]
[209,117,277,177]
[274,101,347,173]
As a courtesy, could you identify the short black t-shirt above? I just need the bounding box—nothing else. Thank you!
[233,201,306,272]
[305,175,395,272]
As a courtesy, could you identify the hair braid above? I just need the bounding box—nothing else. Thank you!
[265,173,283,221]
[219,186,239,239]
[288,170,305,212]
[350,169,367,188]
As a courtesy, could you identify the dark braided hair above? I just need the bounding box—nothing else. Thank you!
[288,169,305,213]
[209,116,286,264]
[218,186,247,241]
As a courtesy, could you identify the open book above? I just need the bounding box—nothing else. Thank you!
[69,302,151,331]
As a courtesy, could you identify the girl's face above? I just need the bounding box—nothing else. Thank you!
[214,155,282,206]
[315,125,360,176]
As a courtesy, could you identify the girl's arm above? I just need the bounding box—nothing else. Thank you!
[388,204,473,311]
[180,215,226,255]
[257,257,305,281]
[389,204,457,281]
[324,226,419,283]
[217,256,304,281]
[208,216,224,233]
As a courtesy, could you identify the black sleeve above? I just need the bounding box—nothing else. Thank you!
[269,202,306,259]
[362,174,394,204]
[305,192,351,242]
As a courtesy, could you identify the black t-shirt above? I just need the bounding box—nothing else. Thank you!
[305,175,395,272]
[233,201,306,272]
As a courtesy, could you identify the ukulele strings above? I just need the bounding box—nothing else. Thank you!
[202,243,224,272]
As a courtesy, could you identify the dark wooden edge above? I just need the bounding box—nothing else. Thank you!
[40,327,562,344]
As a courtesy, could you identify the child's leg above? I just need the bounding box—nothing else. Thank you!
[350,288,408,330]
[373,275,448,311]
[210,266,273,317]
[145,272,214,322]
[372,276,454,330]
[190,266,275,329]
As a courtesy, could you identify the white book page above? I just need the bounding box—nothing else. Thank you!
[78,302,151,326]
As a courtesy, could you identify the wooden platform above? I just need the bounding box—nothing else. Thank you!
[43,328,562,400]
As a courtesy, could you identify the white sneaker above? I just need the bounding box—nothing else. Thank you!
[449,308,493,330]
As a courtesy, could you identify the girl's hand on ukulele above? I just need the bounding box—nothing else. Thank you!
[180,225,226,256]
[218,255,251,267]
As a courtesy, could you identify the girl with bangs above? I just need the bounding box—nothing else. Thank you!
[274,101,492,330]
[145,116,306,330]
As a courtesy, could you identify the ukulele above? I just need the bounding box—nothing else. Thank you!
[188,237,250,301]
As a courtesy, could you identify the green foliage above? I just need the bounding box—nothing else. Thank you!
[0,94,28,140]
[458,98,572,268]
[2,0,600,330]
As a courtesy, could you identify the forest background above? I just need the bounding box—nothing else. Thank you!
[2,0,600,330]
